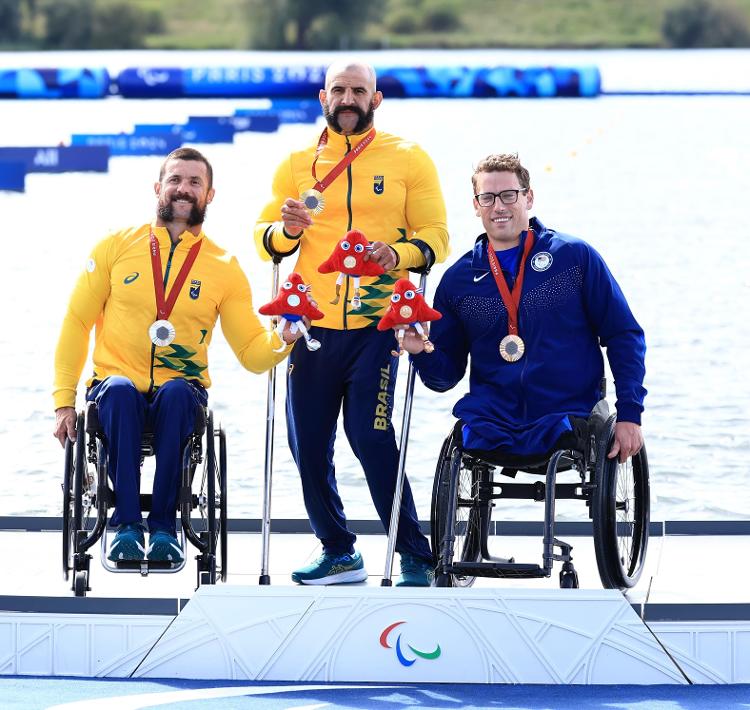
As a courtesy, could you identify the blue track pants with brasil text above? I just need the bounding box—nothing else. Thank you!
[87,376,208,536]
[286,326,432,562]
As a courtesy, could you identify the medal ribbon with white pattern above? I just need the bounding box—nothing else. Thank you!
[300,127,376,214]
[148,231,202,347]
[486,228,535,362]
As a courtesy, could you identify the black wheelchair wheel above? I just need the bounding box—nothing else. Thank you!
[197,411,227,585]
[431,427,483,588]
[62,436,75,581]
[72,413,86,548]
[592,424,650,590]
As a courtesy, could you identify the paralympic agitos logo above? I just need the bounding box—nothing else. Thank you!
[379,621,441,667]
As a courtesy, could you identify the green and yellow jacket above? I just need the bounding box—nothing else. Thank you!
[54,223,290,409]
[254,128,449,330]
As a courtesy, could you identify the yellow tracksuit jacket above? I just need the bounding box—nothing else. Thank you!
[54,223,290,409]
[254,128,449,330]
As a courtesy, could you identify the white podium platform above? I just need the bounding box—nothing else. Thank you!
[2,521,749,684]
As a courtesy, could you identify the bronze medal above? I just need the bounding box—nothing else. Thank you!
[499,334,524,362]
[486,229,535,364]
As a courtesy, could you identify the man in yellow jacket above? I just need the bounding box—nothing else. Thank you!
[54,147,302,564]
[255,62,449,586]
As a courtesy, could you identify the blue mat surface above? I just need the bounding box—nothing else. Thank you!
[2,678,750,709]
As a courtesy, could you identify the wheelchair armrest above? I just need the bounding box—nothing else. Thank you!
[586,399,611,442]
[194,407,207,437]
[85,401,100,435]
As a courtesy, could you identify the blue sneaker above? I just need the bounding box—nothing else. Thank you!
[146,531,184,564]
[291,551,368,585]
[396,553,435,587]
[107,523,146,562]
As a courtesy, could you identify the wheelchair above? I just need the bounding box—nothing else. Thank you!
[62,401,228,597]
[430,398,650,590]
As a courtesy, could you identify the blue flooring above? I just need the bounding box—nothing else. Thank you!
[1,678,750,709]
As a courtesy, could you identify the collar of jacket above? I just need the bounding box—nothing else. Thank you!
[471,216,547,271]
[150,222,205,248]
[323,126,377,152]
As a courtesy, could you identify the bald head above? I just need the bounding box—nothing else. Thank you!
[324,62,377,92]
[320,61,382,136]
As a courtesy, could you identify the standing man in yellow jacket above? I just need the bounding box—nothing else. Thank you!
[54,147,302,565]
[255,62,449,586]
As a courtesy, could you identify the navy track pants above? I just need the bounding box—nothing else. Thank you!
[286,326,432,562]
[87,376,207,535]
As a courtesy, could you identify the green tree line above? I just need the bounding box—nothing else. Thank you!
[1,0,749,50]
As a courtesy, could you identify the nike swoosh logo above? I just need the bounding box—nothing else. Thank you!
[473,272,490,282]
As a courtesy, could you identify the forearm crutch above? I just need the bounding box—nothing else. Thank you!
[259,256,281,585]
[382,269,429,586]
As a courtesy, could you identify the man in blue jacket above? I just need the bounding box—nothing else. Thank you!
[398,153,646,461]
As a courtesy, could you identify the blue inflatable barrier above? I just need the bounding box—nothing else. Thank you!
[115,67,183,98]
[114,65,600,99]
[188,114,280,133]
[376,65,601,98]
[132,122,235,144]
[70,133,183,156]
[0,146,109,172]
[0,68,110,99]
[236,100,321,124]
[0,161,26,192]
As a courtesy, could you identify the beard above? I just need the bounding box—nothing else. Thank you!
[323,101,375,134]
[158,195,207,226]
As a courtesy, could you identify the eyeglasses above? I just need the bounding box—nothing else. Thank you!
[475,189,529,207]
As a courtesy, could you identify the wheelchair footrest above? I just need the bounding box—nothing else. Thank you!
[449,561,548,579]
[114,560,176,572]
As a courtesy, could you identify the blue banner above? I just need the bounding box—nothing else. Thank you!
[0,161,26,192]
[116,67,183,98]
[0,68,110,98]
[70,133,183,156]
[0,146,109,172]
[114,64,600,99]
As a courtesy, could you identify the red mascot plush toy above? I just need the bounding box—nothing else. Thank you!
[377,278,442,356]
[259,272,324,352]
[318,229,385,310]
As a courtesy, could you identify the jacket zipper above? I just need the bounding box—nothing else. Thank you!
[148,239,178,394]
[342,137,353,331]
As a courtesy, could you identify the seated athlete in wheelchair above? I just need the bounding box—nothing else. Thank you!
[395,153,649,589]
[53,148,303,596]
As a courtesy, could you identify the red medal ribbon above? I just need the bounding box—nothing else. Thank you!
[310,127,376,193]
[485,229,535,336]
[150,231,202,320]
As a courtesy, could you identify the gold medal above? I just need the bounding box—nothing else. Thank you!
[301,189,325,215]
[499,334,524,362]
[149,319,175,347]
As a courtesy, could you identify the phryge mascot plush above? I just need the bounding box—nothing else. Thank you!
[318,229,384,310]
[259,272,324,352]
[377,278,442,356]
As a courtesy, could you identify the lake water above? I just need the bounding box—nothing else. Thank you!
[1,49,748,523]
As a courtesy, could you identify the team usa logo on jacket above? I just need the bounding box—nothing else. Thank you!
[373,175,384,194]
[189,279,201,299]
[531,252,553,272]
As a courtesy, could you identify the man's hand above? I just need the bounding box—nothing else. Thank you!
[280,197,313,236]
[365,240,399,271]
[394,324,429,355]
[54,406,77,448]
[608,421,643,463]
[280,317,310,345]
